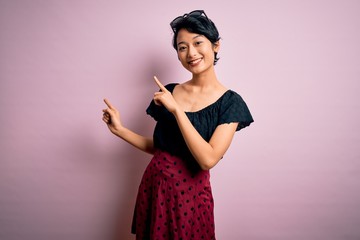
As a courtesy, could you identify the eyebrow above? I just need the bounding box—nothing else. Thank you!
[177,35,202,46]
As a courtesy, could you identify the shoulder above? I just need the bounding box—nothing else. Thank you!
[221,89,245,105]
[218,89,251,116]
[164,83,179,93]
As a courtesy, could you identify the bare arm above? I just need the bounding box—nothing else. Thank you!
[153,77,237,170]
[102,98,155,155]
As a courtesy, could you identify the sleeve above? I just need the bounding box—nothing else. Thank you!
[146,83,178,121]
[218,91,254,131]
[146,99,160,121]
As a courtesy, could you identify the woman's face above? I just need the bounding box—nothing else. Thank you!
[176,29,219,76]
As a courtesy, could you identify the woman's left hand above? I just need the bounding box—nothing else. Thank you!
[153,76,180,114]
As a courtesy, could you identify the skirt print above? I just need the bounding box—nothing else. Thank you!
[131,150,216,240]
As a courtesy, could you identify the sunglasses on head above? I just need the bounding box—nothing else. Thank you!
[170,10,208,33]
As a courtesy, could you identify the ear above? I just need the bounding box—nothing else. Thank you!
[213,40,220,53]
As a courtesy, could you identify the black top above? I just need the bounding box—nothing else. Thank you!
[146,83,254,163]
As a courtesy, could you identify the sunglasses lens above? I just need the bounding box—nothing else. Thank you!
[170,17,182,28]
[188,10,204,17]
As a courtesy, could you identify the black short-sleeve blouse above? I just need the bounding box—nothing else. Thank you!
[146,83,253,162]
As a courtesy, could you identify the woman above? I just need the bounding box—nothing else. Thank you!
[102,10,253,240]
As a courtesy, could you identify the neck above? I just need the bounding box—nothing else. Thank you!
[190,68,218,88]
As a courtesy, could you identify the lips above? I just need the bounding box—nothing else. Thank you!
[188,58,202,66]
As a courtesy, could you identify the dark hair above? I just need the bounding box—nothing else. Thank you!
[170,10,221,65]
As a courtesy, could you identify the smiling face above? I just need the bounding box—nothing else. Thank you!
[176,29,220,76]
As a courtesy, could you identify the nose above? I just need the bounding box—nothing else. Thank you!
[187,45,197,58]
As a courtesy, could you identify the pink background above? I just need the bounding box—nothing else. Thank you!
[1,0,360,239]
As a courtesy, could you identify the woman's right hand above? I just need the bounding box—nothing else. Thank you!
[102,98,123,135]
[102,98,155,154]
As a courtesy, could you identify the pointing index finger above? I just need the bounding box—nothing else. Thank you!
[103,98,113,109]
[153,76,167,92]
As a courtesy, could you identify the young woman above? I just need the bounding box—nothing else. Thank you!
[102,10,253,240]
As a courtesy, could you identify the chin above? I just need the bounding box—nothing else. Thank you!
[189,66,212,76]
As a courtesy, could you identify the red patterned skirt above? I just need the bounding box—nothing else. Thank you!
[131,149,216,240]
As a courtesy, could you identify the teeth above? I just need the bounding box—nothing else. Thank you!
[189,59,201,65]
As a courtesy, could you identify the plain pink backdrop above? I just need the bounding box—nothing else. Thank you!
[1,0,360,239]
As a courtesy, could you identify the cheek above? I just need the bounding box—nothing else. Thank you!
[206,47,216,59]
[177,52,186,62]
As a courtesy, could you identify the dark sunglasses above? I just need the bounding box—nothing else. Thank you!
[170,10,208,33]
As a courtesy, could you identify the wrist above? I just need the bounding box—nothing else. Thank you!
[113,125,126,137]
[172,105,184,117]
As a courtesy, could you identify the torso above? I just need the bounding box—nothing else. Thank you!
[172,81,228,112]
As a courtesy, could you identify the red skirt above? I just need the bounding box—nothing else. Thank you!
[131,149,216,240]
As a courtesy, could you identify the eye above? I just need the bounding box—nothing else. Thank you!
[178,46,187,51]
[195,41,203,46]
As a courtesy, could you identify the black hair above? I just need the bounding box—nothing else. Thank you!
[171,11,221,65]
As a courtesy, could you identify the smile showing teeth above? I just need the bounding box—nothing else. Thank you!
[188,58,202,65]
